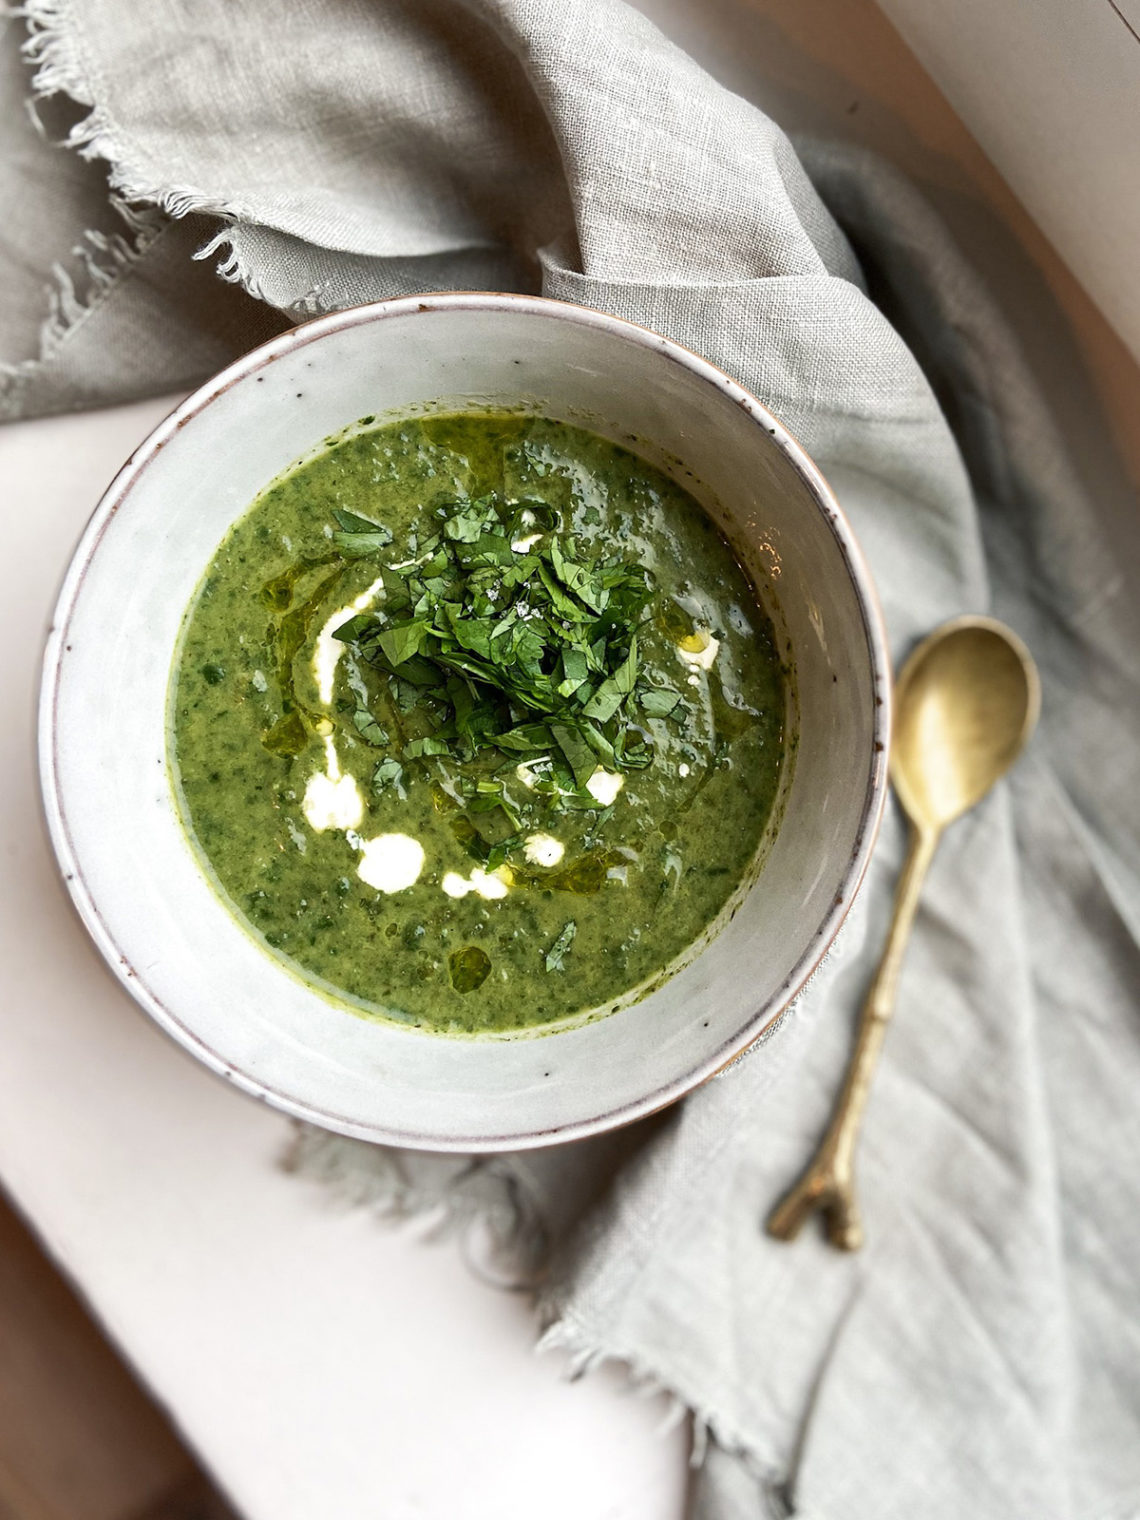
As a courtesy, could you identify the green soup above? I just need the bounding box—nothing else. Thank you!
[170,413,787,1034]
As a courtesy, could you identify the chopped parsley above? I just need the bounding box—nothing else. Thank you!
[332,493,682,792]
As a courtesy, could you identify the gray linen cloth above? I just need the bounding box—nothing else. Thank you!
[4,2,1139,1516]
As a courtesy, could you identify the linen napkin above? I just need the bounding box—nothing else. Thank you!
[4,3,1139,1517]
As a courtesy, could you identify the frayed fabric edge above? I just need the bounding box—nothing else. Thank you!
[13,4,527,326]
[193,226,327,317]
[281,1124,551,1290]
[536,1311,689,1424]
[194,228,273,304]
[284,1130,708,1460]
[0,195,165,419]
[536,1308,791,1506]
[285,1129,789,1478]
[16,0,93,105]
[2,1,193,416]
[5,0,250,410]
[284,1132,799,1504]
[19,0,230,224]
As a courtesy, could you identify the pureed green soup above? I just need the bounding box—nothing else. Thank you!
[170,413,787,1034]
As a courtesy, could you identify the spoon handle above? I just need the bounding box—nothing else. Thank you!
[766,822,938,1250]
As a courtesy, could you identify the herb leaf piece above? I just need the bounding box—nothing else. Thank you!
[582,637,638,722]
[331,507,394,558]
[545,920,577,972]
[639,686,682,717]
[551,724,598,790]
[332,507,386,534]
[378,619,431,667]
[332,612,380,645]
[373,756,405,794]
[352,708,389,746]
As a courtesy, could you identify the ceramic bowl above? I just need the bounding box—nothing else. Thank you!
[40,293,889,1150]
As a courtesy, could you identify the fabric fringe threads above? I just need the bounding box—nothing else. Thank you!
[0,198,161,419]
[1,5,154,414]
[536,1315,696,1444]
[20,0,221,219]
[281,1124,551,1290]
[194,230,250,287]
[4,0,259,417]
[18,0,95,109]
[286,1128,708,1446]
[193,225,337,317]
[13,2,429,338]
[191,228,277,307]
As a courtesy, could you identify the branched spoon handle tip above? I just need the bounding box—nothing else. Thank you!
[766,1175,863,1251]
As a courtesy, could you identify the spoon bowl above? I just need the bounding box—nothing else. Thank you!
[892,617,1041,832]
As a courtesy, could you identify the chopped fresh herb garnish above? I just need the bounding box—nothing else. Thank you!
[544,920,577,972]
[372,756,405,794]
[331,507,394,557]
[446,812,521,871]
[352,708,389,746]
[485,835,522,872]
[403,734,452,759]
[331,493,682,791]
[332,507,384,535]
[583,803,615,848]
[550,722,597,789]
[639,686,682,717]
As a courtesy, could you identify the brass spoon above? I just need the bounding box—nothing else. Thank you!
[766,615,1041,1251]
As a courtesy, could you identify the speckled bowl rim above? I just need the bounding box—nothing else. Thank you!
[39,291,891,1150]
